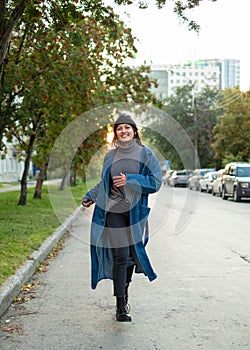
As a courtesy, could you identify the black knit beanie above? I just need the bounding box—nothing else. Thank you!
[113,114,138,131]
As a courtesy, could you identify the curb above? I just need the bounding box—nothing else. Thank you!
[0,206,83,317]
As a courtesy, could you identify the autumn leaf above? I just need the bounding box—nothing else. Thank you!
[2,327,16,332]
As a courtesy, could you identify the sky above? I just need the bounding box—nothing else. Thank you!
[107,0,250,91]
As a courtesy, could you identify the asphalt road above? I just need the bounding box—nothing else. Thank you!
[1,186,250,350]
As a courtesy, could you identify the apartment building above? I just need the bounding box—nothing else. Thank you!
[150,59,240,98]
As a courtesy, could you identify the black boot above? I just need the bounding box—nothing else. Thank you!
[125,284,129,307]
[116,297,132,322]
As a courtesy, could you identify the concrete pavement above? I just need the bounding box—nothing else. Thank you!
[0,179,61,193]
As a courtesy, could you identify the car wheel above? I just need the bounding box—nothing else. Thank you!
[206,186,210,194]
[233,188,241,202]
[222,186,228,200]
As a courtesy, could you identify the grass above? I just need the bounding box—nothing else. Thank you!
[0,180,97,286]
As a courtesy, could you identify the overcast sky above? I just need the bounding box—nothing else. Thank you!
[108,0,250,91]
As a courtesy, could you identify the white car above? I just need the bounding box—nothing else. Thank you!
[199,171,217,193]
[212,169,224,197]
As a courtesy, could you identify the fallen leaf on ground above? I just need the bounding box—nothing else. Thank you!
[2,327,15,332]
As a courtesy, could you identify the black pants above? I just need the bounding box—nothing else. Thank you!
[105,210,135,297]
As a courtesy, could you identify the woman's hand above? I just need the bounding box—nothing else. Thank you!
[113,173,127,187]
[82,197,93,207]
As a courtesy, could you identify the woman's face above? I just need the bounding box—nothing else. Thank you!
[115,124,135,144]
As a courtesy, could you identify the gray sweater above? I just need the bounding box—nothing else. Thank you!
[107,140,142,212]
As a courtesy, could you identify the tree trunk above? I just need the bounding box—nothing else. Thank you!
[0,1,26,67]
[59,170,70,191]
[18,133,36,205]
[33,156,49,199]
[70,168,77,186]
[82,162,86,183]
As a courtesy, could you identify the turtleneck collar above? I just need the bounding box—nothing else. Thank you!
[117,139,139,153]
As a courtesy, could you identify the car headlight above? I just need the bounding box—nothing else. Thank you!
[240,182,249,188]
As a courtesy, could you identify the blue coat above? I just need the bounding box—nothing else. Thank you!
[85,145,162,289]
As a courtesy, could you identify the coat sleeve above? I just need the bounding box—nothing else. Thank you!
[83,181,101,203]
[81,152,112,203]
[125,149,162,195]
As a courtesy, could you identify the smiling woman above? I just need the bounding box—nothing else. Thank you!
[81,113,162,322]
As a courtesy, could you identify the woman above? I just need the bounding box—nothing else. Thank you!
[82,114,162,322]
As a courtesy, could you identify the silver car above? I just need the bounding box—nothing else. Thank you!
[221,162,250,201]
[169,170,192,187]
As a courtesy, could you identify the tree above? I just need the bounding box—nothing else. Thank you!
[212,88,250,165]
[1,4,159,204]
[0,0,81,148]
[0,0,126,148]
[194,87,221,168]
[144,84,221,169]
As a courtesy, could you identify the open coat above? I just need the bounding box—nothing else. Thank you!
[84,145,162,290]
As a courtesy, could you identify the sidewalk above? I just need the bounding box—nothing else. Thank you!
[0,205,82,317]
[0,179,61,193]
[0,178,74,317]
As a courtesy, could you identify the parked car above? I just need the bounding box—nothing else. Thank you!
[199,171,217,193]
[188,168,216,191]
[163,170,174,186]
[221,162,250,201]
[212,169,224,197]
[169,170,192,187]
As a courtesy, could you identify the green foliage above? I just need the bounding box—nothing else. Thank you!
[142,126,183,169]
[194,87,222,168]
[212,88,250,164]
[145,85,221,169]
